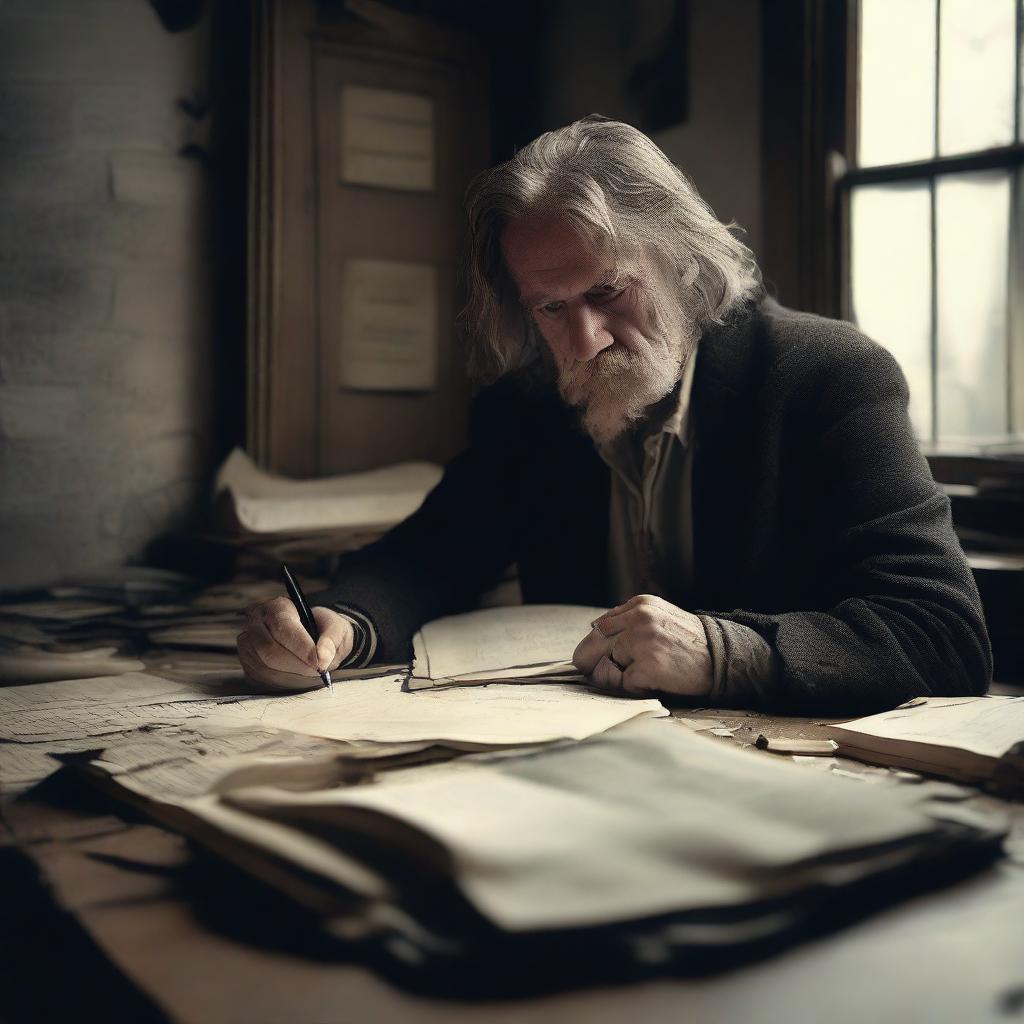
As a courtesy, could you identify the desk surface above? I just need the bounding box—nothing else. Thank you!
[4,701,1024,1024]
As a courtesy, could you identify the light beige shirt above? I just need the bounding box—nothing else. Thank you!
[598,344,699,606]
[595,342,776,704]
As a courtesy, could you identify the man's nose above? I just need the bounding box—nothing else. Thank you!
[566,306,613,362]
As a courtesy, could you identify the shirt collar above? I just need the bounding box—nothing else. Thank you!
[656,339,699,442]
[596,339,700,473]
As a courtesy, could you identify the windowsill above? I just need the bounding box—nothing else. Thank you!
[923,447,1024,487]
[919,441,1024,459]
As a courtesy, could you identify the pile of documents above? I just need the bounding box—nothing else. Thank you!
[0,565,202,683]
[78,717,1007,987]
[828,695,1024,792]
[210,448,442,565]
[3,563,1015,988]
[0,572,330,682]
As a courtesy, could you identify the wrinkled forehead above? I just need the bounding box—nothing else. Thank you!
[500,215,623,294]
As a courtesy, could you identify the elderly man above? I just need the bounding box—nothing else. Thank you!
[237,116,990,713]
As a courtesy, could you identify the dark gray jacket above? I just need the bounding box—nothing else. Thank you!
[315,298,991,714]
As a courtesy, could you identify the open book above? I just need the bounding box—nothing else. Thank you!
[408,604,603,690]
[827,695,1024,791]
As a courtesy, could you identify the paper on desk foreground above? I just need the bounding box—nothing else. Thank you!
[828,695,1024,791]
[76,716,1007,987]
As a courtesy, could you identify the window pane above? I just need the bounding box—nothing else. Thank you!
[858,0,936,166]
[936,170,1011,443]
[938,0,1016,155]
[850,183,933,439]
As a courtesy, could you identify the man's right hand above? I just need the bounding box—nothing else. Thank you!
[236,598,355,690]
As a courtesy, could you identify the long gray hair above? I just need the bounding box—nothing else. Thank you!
[460,115,761,384]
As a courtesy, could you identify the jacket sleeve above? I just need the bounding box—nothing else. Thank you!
[307,381,537,663]
[708,338,992,715]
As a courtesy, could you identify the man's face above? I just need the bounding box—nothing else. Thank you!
[501,216,689,443]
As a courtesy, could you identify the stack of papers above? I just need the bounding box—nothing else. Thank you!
[80,718,1007,987]
[0,646,146,685]
[45,565,198,605]
[213,448,442,537]
[409,604,603,690]
[828,696,1024,791]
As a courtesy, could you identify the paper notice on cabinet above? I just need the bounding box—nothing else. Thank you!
[339,259,438,391]
[340,85,434,191]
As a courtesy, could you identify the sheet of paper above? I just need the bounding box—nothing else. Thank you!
[214,448,441,535]
[90,723,443,804]
[831,696,1024,760]
[146,651,246,684]
[147,622,241,651]
[415,605,606,681]
[0,646,146,684]
[0,671,255,743]
[0,619,51,644]
[227,673,666,747]
[0,599,123,621]
[405,664,583,691]
[227,718,954,932]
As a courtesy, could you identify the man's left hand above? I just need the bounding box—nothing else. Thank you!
[573,594,713,697]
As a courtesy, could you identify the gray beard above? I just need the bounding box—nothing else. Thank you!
[557,340,686,445]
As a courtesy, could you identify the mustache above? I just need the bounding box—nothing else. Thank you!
[557,345,642,407]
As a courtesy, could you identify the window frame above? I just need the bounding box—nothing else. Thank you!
[836,0,1024,456]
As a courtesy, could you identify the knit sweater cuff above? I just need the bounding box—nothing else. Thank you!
[305,593,379,669]
[699,615,778,706]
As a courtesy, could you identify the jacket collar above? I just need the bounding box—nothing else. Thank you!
[689,296,766,602]
[692,296,764,414]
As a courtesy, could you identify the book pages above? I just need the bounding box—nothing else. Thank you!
[411,604,605,688]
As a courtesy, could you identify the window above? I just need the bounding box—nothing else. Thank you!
[844,0,1024,451]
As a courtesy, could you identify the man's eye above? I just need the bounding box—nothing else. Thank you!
[587,285,623,302]
[539,301,564,316]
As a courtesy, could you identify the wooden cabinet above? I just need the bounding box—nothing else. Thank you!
[249,0,490,475]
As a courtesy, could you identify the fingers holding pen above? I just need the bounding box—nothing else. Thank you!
[247,597,318,669]
[239,618,314,675]
[311,607,355,672]
[236,627,321,691]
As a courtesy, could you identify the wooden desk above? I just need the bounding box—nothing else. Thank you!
[4,708,1024,1024]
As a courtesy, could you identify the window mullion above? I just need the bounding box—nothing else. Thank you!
[1010,168,1024,438]
[931,0,941,445]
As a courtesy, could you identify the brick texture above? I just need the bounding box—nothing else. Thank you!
[0,2,215,590]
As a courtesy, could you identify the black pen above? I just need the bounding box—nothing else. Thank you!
[280,563,333,693]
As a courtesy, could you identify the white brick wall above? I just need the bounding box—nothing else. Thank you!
[0,1,216,589]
